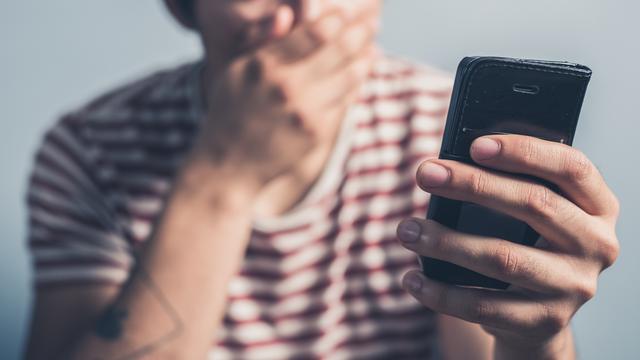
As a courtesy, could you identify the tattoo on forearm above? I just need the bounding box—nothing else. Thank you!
[94,264,184,360]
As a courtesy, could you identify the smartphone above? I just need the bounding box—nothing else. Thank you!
[420,56,592,289]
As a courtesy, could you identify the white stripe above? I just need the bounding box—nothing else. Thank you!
[28,184,81,216]
[353,121,409,147]
[85,108,191,124]
[107,172,171,193]
[346,142,438,173]
[82,126,188,148]
[101,149,183,168]
[36,265,129,284]
[338,194,412,224]
[342,168,416,199]
[31,237,133,268]
[39,142,93,190]
[368,95,449,119]
[353,116,443,150]
[30,208,130,253]
[412,112,446,132]
[362,73,452,98]
[32,163,127,235]
[347,146,404,172]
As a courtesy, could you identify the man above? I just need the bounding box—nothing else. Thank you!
[24,0,620,358]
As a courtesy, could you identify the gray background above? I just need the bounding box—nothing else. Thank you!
[1,1,638,359]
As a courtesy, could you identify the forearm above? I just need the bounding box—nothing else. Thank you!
[67,160,258,359]
[493,327,576,360]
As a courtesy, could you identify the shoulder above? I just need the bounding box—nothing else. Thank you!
[29,61,199,214]
[61,61,198,130]
[32,60,199,177]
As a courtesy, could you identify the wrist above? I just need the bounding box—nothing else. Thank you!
[494,328,575,360]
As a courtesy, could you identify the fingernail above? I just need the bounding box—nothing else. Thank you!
[471,137,501,161]
[404,272,423,293]
[419,162,450,188]
[398,220,421,244]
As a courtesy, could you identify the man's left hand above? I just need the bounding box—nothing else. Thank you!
[396,134,620,358]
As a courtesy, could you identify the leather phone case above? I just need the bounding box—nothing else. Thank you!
[421,57,592,289]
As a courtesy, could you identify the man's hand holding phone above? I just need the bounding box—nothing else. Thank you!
[397,134,620,358]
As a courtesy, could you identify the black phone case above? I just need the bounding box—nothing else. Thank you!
[420,57,592,289]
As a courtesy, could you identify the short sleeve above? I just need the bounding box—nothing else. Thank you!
[26,116,135,287]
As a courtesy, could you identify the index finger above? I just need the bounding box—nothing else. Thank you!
[262,1,378,64]
[470,134,619,217]
[261,7,345,63]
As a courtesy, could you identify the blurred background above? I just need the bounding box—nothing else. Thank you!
[1,0,638,359]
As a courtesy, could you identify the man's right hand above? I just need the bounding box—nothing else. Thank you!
[189,2,379,192]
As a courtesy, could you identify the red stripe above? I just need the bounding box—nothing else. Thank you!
[346,153,431,178]
[368,67,417,80]
[356,109,448,129]
[218,313,434,349]
[251,223,312,239]
[358,89,451,104]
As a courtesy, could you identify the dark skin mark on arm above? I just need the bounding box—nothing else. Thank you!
[92,262,184,360]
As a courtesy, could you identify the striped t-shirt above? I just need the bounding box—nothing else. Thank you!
[26,55,453,359]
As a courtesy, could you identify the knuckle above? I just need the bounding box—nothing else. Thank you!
[466,300,496,324]
[573,279,598,302]
[423,226,447,254]
[599,234,620,269]
[524,185,557,221]
[518,137,541,167]
[537,307,568,335]
[307,27,328,46]
[242,55,265,83]
[469,171,491,198]
[491,244,520,277]
[563,149,594,184]
[267,83,287,103]
[272,78,294,101]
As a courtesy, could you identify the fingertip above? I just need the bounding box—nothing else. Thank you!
[402,270,425,293]
[272,5,295,38]
[470,137,502,162]
[417,161,450,188]
[397,218,422,245]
